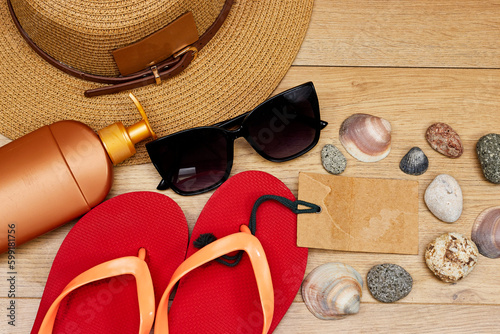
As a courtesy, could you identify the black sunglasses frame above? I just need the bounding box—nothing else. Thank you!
[146,82,327,195]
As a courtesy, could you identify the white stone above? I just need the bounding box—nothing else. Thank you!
[424,174,463,223]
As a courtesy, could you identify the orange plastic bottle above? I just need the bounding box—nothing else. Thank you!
[0,94,156,253]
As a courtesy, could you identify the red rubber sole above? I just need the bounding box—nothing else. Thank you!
[31,191,189,333]
[166,171,308,334]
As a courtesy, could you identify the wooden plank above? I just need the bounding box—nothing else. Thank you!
[0,298,39,332]
[296,0,500,68]
[279,66,500,305]
[3,298,499,333]
[1,66,500,331]
[275,303,500,333]
[0,136,9,146]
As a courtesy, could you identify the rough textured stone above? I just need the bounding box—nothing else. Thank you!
[476,133,500,184]
[321,144,347,175]
[424,174,463,223]
[425,123,463,158]
[425,232,478,283]
[366,263,413,303]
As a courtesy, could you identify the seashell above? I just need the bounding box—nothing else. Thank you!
[425,232,478,283]
[321,144,347,174]
[399,147,429,176]
[424,174,463,223]
[301,262,363,320]
[339,113,392,162]
[471,206,500,258]
[425,123,463,158]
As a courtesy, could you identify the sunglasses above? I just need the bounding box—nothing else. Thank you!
[146,82,327,195]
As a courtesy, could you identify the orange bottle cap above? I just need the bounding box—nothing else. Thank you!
[98,93,157,165]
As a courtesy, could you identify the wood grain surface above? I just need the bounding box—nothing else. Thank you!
[1,1,500,333]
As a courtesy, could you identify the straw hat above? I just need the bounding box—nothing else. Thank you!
[0,0,313,164]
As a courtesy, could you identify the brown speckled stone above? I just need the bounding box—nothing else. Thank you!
[425,123,463,158]
[425,232,478,283]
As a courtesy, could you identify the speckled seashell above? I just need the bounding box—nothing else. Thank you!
[301,262,363,320]
[399,147,429,176]
[425,232,478,283]
[426,123,463,158]
[339,113,392,162]
[471,206,500,258]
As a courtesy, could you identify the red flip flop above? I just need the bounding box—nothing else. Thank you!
[31,191,189,334]
[158,171,315,334]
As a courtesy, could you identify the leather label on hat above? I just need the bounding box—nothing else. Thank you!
[112,12,199,76]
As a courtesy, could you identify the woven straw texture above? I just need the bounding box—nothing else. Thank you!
[11,0,225,76]
[0,0,313,165]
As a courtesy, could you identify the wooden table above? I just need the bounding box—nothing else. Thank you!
[1,1,500,332]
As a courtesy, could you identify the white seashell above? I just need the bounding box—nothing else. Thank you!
[424,174,463,223]
[339,113,392,162]
[471,206,500,258]
[301,262,363,320]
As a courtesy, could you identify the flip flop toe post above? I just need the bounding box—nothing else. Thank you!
[155,226,274,334]
[162,171,313,334]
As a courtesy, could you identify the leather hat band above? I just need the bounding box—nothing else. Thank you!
[7,0,234,97]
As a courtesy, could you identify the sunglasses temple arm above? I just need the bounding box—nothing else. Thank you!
[213,112,327,131]
[296,114,328,130]
[157,179,171,191]
[212,111,250,128]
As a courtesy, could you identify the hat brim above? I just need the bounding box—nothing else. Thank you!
[0,0,313,164]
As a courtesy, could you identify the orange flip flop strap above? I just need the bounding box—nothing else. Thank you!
[154,228,274,334]
[38,255,155,334]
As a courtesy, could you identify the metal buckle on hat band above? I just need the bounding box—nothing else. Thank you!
[84,55,189,97]
[150,45,196,86]
[149,46,197,86]
[8,0,233,97]
[150,66,161,85]
[173,46,198,62]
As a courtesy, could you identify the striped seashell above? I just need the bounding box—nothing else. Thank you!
[301,262,363,320]
[471,206,500,258]
[339,113,392,162]
[399,147,429,176]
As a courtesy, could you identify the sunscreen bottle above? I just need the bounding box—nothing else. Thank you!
[0,94,156,253]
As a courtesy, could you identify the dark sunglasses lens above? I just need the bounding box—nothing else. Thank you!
[150,128,230,194]
[246,84,318,160]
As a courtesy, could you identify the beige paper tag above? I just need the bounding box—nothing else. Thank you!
[297,172,419,255]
